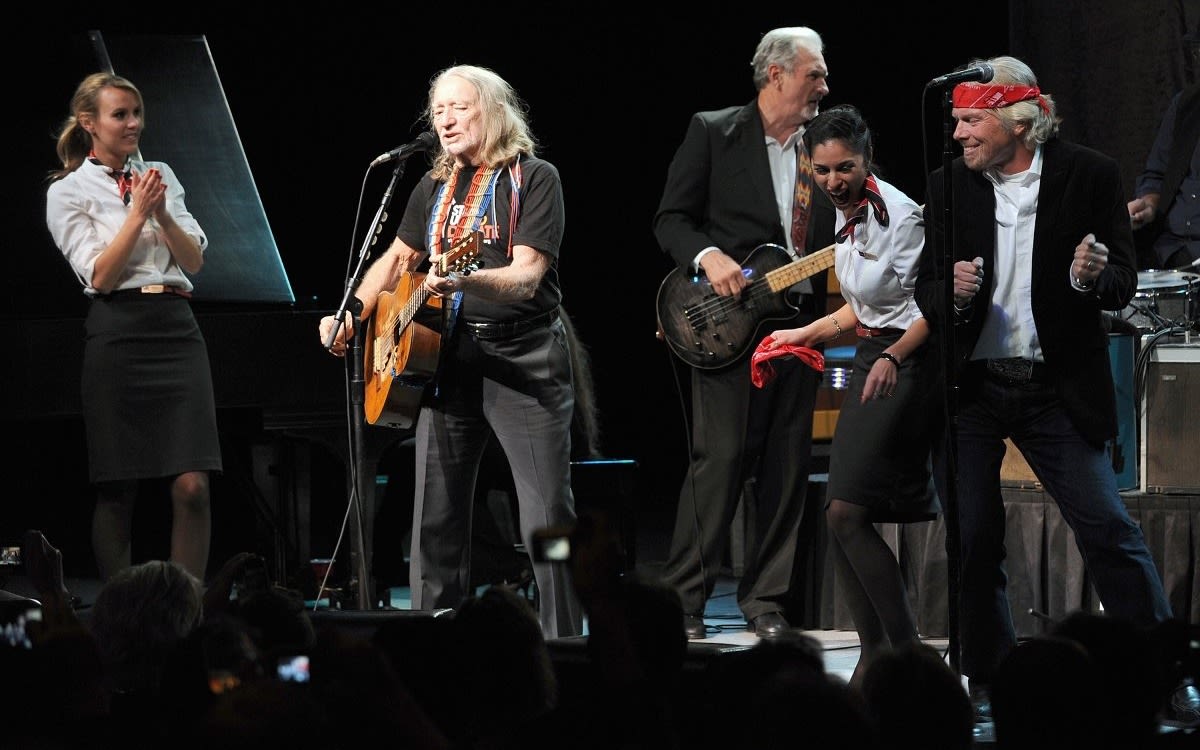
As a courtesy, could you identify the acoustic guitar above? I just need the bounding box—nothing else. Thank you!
[363,232,481,428]
[655,242,836,370]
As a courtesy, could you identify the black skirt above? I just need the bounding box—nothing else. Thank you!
[826,331,939,523]
[81,294,222,483]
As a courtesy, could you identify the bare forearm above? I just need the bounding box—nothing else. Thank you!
[357,239,425,318]
[90,215,149,292]
[456,267,540,302]
[451,244,548,303]
[158,214,204,274]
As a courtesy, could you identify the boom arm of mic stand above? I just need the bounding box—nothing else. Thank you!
[937,87,964,676]
[328,159,411,610]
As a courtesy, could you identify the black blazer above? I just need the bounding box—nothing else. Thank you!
[653,100,835,317]
[915,139,1138,445]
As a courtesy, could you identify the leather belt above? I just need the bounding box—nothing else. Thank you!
[105,284,192,299]
[463,308,559,341]
[856,323,902,338]
[983,357,1050,384]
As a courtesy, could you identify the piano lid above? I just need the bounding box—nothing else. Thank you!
[91,30,295,305]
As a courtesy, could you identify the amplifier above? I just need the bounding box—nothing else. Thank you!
[1140,343,1200,493]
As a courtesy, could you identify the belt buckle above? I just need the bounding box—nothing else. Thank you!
[140,284,167,294]
[987,358,1032,383]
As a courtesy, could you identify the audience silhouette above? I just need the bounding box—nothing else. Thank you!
[859,640,975,750]
[4,529,1200,748]
[990,635,1107,749]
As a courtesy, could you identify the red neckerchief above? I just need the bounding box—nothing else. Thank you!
[835,174,889,245]
[87,151,132,205]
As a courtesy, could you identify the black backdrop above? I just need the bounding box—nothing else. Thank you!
[4,2,1197,577]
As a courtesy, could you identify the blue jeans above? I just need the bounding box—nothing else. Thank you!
[944,373,1172,682]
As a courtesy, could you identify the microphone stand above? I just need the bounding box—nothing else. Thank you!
[323,158,410,610]
[932,84,963,676]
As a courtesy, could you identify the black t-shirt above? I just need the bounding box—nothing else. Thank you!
[397,156,564,323]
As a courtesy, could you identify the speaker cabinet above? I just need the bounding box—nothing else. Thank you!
[1141,343,1200,493]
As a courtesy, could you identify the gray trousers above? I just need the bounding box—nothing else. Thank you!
[409,318,584,639]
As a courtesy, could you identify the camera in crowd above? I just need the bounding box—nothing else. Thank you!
[530,526,574,563]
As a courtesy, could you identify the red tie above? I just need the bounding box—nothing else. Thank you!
[790,140,813,254]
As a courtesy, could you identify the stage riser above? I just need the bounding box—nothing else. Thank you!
[814,487,1199,637]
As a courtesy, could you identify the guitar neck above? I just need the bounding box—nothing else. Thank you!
[390,233,478,331]
[395,285,432,335]
[765,245,836,292]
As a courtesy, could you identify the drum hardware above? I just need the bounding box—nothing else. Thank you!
[1119,270,1200,334]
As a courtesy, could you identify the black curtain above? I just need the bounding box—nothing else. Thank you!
[1011,0,1200,199]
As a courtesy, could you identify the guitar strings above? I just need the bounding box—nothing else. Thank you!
[681,250,833,324]
[375,235,482,376]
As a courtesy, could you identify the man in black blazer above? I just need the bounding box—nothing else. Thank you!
[915,55,1173,710]
[653,26,835,640]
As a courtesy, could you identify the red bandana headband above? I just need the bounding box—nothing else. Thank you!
[952,82,1050,114]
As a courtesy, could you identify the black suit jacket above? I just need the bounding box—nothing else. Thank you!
[653,100,835,319]
[915,139,1138,445]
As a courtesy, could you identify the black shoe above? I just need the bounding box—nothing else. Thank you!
[968,683,993,725]
[1168,680,1200,727]
[749,612,790,639]
[683,614,707,640]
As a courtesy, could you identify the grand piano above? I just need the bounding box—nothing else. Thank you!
[2,31,411,595]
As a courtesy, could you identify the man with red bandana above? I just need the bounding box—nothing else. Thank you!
[914,55,1173,717]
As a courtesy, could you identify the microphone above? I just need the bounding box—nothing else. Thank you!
[927,63,995,87]
[369,131,439,168]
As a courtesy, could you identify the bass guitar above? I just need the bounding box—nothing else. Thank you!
[363,232,481,428]
[656,242,836,370]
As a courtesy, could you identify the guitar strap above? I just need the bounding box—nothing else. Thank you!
[505,156,522,257]
[426,158,524,362]
[427,157,523,257]
[427,166,499,254]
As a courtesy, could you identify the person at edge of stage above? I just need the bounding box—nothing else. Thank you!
[765,103,939,686]
[652,26,835,640]
[45,72,220,583]
[1127,22,1200,272]
[318,64,582,639]
[913,54,1173,718]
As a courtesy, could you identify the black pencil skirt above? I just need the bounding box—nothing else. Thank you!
[81,294,223,483]
[826,331,939,523]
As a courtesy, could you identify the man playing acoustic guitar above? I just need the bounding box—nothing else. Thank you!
[318,64,582,639]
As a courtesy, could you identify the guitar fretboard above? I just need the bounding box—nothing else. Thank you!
[764,246,836,292]
[373,287,430,374]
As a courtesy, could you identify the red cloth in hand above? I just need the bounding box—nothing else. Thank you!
[750,335,825,388]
